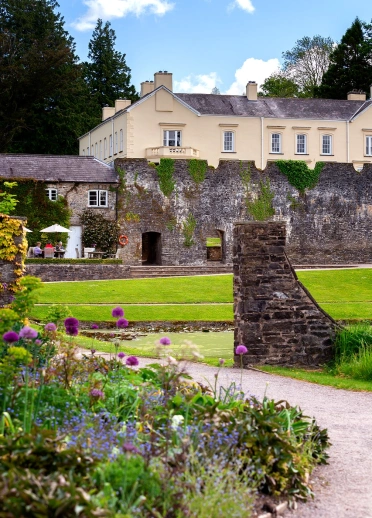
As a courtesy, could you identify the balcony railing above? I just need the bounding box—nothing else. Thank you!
[146,146,199,159]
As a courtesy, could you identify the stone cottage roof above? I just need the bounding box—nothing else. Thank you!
[174,94,372,121]
[0,154,117,183]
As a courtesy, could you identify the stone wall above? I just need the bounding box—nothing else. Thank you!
[233,222,336,367]
[26,263,130,282]
[115,158,372,266]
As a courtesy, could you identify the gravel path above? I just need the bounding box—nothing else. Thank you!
[77,350,372,518]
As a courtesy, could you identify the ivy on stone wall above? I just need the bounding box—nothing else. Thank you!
[187,159,207,184]
[80,209,120,254]
[156,158,175,197]
[182,213,197,247]
[246,179,276,221]
[0,214,27,293]
[276,160,324,194]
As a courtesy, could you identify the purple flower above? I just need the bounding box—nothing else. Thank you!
[91,324,99,329]
[118,352,125,359]
[65,326,78,336]
[122,442,140,454]
[3,331,19,343]
[35,339,43,346]
[2,283,8,289]
[90,389,104,398]
[116,318,128,329]
[219,358,225,365]
[112,307,124,318]
[19,326,38,340]
[64,317,79,327]
[126,356,139,367]
[45,322,57,332]
[159,336,171,345]
[235,344,248,355]
[90,349,96,355]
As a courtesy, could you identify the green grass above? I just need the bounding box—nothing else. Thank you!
[31,304,233,322]
[257,365,372,391]
[206,237,221,247]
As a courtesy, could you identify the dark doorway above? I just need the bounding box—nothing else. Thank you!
[142,232,162,265]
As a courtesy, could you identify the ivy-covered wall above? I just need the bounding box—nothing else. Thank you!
[114,158,372,266]
[0,215,27,306]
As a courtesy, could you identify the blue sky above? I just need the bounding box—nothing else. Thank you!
[58,0,372,94]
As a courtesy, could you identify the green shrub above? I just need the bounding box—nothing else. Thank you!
[334,323,372,380]
[188,159,207,184]
[156,158,175,197]
[276,160,324,193]
[182,213,197,247]
[246,179,275,221]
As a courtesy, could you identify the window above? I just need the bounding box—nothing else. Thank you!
[46,188,58,201]
[82,149,85,156]
[99,140,102,160]
[115,132,118,154]
[163,130,181,147]
[223,131,234,152]
[296,134,307,154]
[322,135,332,155]
[271,133,281,153]
[119,129,123,152]
[87,146,90,155]
[95,143,98,157]
[104,138,107,159]
[109,134,113,157]
[88,190,108,207]
[366,136,372,156]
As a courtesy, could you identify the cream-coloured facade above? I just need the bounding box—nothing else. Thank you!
[79,71,372,170]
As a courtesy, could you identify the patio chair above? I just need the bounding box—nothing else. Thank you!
[83,247,95,258]
[44,248,55,259]
[27,247,35,258]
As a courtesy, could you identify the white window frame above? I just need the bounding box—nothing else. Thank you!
[99,140,102,160]
[366,135,372,156]
[95,142,98,157]
[321,134,332,155]
[115,132,118,154]
[82,149,85,156]
[271,133,282,153]
[163,130,182,147]
[109,134,113,157]
[87,146,90,155]
[296,134,307,154]
[119,129,123,152]
[223,131,235,152]
[46,188,58,201]
[104,138,107,159]
[88,190,108,207]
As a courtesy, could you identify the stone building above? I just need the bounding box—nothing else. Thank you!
[0,155,117,258]
[78,70,372,171]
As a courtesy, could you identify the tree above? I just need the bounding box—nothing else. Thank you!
[317,18,372,99]
[211,87,220,95]
[84,19,138,118]
[259,73,301,97]
[0,0,95,154]
[282,35,334,97]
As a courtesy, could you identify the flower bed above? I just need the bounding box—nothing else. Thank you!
[0,278,330,516]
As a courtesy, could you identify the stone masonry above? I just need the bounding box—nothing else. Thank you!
[233,222,337,367]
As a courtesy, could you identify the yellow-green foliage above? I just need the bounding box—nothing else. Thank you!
[0,214,28,292]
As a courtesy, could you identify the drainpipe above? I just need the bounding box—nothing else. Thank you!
[261,117,264,169]
[112,118,115,162]
[346,121,350,163]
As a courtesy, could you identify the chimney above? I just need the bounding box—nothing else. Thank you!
[347,89,367,101]
[154,71,173,91]
[246,81,257,101]
[140,81,154,97]
[115,99,131,112]
[102,106,115,121]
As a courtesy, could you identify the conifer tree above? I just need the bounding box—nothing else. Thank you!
[317,18,372,99]
[84,19,138,117]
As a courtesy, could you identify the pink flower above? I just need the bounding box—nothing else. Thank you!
[45,323,57,332]
[126,356,139,367]
[235,345,248,355]
[19,326,38,340]
[116,318,128,329]
[112,307,124,318]
[159,337,171,345]
[118,352,125,359]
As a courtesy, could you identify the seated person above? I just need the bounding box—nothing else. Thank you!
[54,241,65,257]
[45,242,54,249]
[33,242,43,258]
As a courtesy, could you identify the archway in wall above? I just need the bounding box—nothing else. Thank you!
[142,232,162,265]
[206,230,226,263]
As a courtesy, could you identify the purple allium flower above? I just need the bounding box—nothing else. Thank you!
[159,336,171,345]
[64,317,79,327]
[116,318,128,329]
[126,356,139,367]
[235,344,248,355]
[19,326,38,340]
[112,307,124,318]
[65,326,78,336]
[118,352,125,359]
[219,358,225,365]
[91,324,99,329]
[3,331,19,343]
[90,389,104,398]
[45,322,57,332]
[90,349,96,355]
[122,442,140,454]
[35,339,43,346]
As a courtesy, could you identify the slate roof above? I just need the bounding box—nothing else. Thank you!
[0,154,118,183]
[174,94,372,121]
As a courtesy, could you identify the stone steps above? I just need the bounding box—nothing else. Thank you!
[129,264,233,278]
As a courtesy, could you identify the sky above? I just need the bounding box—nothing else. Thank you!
[58,0,372,94]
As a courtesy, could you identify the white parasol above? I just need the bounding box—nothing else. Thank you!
[24,227,32,232]
[40,224,71,233]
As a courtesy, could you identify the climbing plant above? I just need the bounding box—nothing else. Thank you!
[80,209,120,254]
[276,160,324,194]
[182,213,197,247]
[246,179,276,221]
[0,214,27,293]
[156,158,175,197]
[187,159,207,184]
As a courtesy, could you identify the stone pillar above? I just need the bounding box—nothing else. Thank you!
[233,222,336,367]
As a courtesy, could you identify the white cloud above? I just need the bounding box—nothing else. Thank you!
[73,0,174,31]
[225,57,280,94]
[174,72,221,93]
[230,0,255,13]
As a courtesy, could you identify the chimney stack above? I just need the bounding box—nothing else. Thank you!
[154,71,173,91]
[140,80,154,97]
[246,81,257,101]
[102,106,115,121]
[115,99,131,112]
[347,89,367,101]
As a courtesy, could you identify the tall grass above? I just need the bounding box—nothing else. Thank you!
[334,323,372,381]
